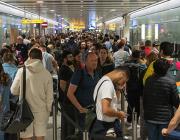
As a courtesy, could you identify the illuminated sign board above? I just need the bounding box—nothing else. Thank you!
[109,23,116,31]
[41,22,48,28]
[21,19,44,24]
[70,20,85,30]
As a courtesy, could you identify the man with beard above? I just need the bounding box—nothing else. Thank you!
[58,50,75,140]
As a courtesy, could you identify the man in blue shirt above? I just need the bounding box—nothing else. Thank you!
[67,52,99,129]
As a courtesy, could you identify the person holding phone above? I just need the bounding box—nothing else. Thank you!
[91,66,129,138]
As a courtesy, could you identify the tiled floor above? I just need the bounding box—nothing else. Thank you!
[45,114,61,140]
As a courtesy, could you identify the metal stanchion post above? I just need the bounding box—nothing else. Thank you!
[52,74,58,140]
[83,130,89,140]
[53,94,58,140]
[132,112,137,140]
[121,90,125,135]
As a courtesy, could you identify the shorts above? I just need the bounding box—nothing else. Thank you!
[20,112,50,138]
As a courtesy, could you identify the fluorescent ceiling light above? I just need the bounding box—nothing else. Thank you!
[61,18,64,19]
[105,17,123,24]
[130,0,179,18]
[141,24,145,40]
[155,24,159,40]
[111,9,116,12]
[0,1,58,25]
[50,10,55,12]
[36,1,43,4]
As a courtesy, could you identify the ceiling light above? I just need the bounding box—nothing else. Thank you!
[61,18,64,19]
[80,9,83,11]
[50,10,55,12]
[81,5,83,8]
[36,1,44,4]
[105,17,123,24]
[81,0,83,2]
[57,15,61,16]
[111,9,116,12]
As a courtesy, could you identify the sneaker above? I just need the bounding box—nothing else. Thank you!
[127,125,132,130]
[125,121,132,126]
[137,124,140,128]
[124,136,130,139]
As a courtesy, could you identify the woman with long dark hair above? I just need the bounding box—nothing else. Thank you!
[97,46,114,77]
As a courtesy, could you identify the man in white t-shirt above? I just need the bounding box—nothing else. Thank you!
[91,66,129,138]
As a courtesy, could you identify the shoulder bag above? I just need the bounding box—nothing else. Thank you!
[4,66,34,133]
[85,80,108,131]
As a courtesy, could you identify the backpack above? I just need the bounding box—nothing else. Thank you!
[124,61,141,92]
[167,61,180,93]
[124,46,130,54]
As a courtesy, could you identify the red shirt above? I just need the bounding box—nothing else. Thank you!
[144,47,152,56]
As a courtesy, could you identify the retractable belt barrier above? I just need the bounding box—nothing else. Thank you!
[52,74,59,140]
[52,94,58,140]
[121,89,125,135]
[52,74,138,140]
[132,112,137,140]
[121,88,138,140]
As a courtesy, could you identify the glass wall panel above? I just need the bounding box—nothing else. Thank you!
[130,6,180,46]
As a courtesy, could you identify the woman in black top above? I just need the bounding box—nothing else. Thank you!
[97,46,114,77]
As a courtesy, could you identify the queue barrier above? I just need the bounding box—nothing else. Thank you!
[52,75,138,140]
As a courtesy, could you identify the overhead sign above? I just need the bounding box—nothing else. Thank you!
[21,19,44,24]
[109,23,116,31]
[41,22,48,28]
[70,25,85,30]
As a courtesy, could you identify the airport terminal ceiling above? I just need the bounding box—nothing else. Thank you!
[1,0,163,24]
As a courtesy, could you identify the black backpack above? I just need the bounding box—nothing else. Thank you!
[124,61,141,92]
[167,60,180,93]
[124,46,130,54]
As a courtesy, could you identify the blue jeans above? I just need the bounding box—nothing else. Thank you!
[146,122,169,140]
[0,131,4,140]
[90,120,123,139]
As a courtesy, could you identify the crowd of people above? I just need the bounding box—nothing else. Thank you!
[0,32,180,140]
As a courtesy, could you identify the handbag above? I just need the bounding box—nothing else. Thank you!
[85,80,108,131]
[3,66,34,134]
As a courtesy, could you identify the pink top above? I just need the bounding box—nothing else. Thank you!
[176,62,180,70]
